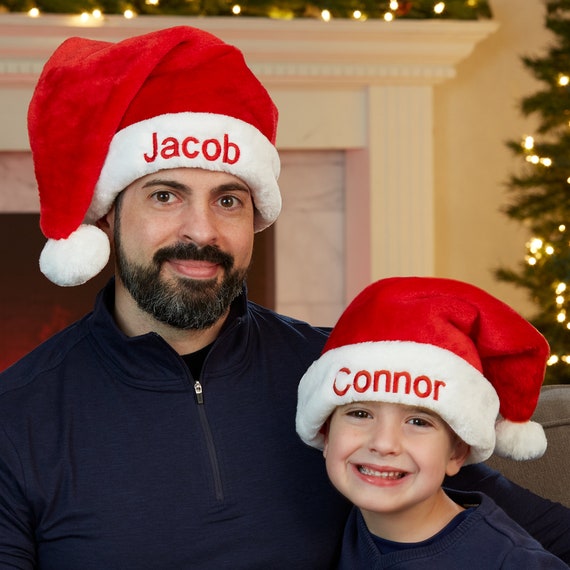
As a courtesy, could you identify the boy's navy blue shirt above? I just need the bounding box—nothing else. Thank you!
[337,490,569,569]
[0,280,568,567]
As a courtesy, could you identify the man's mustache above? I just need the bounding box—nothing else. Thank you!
[153,243,234,272]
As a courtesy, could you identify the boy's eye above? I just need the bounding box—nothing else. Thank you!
[407,417,430,427]
[347,409,371,419]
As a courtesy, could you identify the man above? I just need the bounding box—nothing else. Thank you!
[0,26,568,569]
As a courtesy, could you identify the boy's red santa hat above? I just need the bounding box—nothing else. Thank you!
[296,277,550,464]
[28,26,280,287]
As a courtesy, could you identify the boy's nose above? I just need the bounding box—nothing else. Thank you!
[368,421,402,456]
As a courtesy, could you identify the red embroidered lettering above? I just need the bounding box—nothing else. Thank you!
[144,133,241,165]
[202,138,222,161]
[353,370,371,393]
[161,137,180,159]
[182,136,199,158]
[334,368,445,402]
[333,367,351,396]
[413,375,432,398]
[433,380,446,400]
[392,371,411,394]
[373,370,391,393]
[223,134,240,164]
[144,132,159,163]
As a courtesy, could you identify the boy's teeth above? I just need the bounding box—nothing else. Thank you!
[358,466,405,479]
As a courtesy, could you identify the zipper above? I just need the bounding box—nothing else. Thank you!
[191,378,224,501]
[193,380,204,404]
[185,316,244,502]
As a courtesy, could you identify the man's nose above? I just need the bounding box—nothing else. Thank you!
[178,203,218,247]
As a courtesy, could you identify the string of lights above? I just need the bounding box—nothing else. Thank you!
[2,0,492,21]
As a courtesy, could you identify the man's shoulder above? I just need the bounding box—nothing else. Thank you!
[0,317,89,396]
[246,301,331,340]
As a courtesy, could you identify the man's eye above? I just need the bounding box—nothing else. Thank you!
[153,191,173,203]
[219,196,238,208]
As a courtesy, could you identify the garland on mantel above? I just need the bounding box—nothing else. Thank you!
[0,0,492,21]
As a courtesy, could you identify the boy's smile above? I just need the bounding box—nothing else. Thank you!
[355,464,408,482]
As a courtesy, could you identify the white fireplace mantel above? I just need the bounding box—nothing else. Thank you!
[0,14,498,315]
[0,15,497,86]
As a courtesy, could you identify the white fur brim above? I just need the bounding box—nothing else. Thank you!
[296,341,501,464]
[88,112,281,232]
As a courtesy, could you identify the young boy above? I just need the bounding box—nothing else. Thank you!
[296,276,568,569]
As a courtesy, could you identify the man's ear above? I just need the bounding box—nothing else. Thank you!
[446,438,471,477]
[321,420,330,458]
[96,207,115,239]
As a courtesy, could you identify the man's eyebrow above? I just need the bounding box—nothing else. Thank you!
[140,179,251,194]
[142,179,188,191]
[214,183,251,196]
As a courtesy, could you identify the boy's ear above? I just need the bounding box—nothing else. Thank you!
[446,439,471,477]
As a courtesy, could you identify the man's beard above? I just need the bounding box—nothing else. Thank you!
[115,238,248,331]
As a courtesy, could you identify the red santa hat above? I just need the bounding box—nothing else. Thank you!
[296,277,550,464]
[28,26,280,287]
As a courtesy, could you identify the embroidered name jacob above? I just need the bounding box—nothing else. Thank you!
[144,132,240,165]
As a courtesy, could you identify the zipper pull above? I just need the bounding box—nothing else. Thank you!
[193,380,204,404]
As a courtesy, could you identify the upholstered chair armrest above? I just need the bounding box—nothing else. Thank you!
[486,384,570,507]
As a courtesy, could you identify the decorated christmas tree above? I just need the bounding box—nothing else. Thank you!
[497,0,570,385]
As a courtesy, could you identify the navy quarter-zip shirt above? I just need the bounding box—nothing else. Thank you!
[0,281,349,568]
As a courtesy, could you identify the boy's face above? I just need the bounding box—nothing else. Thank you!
[323,401,469,534]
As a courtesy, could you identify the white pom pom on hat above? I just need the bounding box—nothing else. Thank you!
[39,225,111,287]
[296,276,550,464]
[494,418,547,461]
[29,26,281,287]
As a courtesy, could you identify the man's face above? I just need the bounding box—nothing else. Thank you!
[108,167,255,330]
